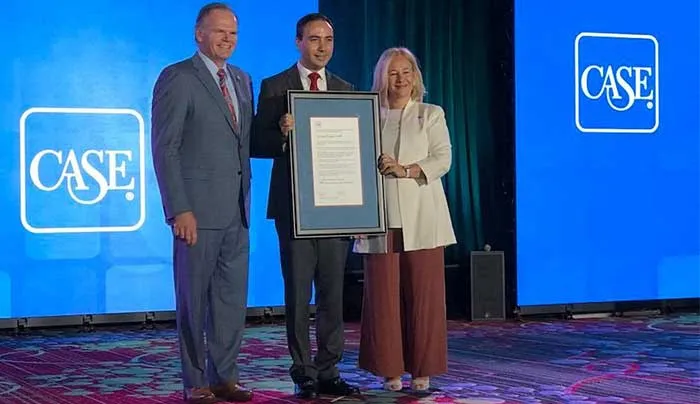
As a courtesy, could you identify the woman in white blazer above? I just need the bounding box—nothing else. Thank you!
[353,47,457,392]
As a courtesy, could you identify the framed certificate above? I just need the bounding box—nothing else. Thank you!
[287,90,387,238]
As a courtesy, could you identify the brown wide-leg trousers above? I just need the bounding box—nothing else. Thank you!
[358,230,448,378]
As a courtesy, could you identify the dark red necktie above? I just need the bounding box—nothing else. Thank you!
[217,68,238,127]
[308,72,320,91]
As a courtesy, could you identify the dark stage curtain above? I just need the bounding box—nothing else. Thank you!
[319,0,513,256]
[319,0,515,316]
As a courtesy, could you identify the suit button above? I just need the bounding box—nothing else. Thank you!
[238,171,242,175]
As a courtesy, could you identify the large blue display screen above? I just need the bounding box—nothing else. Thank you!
[515,1,700,306]
[0,1,317,318]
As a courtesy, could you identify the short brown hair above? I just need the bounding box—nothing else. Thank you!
[195,2,237,28]
[295,13,333,39]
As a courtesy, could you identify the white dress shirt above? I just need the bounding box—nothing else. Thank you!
[296,62,327,91]
[383,108,404,228]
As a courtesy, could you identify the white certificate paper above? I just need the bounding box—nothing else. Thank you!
[309,116,364,207]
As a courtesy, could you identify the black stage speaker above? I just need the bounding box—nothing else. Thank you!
[470,250,506,320]
[343,251,364,322]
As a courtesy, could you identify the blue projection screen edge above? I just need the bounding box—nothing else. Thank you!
[0,0,319,320]
[514,1,700,307]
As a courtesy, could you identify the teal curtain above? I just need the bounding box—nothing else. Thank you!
[319,0,498,267]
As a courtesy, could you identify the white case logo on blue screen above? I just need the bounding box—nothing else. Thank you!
[575,32,659,133]
[19,107,146,234]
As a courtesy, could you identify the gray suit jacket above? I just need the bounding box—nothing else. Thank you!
[251,64,354,228]
[151,53,254,229]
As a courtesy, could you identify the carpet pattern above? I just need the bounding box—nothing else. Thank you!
[0,314,698,403]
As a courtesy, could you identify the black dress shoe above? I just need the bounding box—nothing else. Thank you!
[318,377,360,396]
[183,387,223,404]
[294,378,318,399]
[210,382,253,402]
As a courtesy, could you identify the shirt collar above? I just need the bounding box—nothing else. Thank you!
[296,61,326,81]
[198,51,229,79]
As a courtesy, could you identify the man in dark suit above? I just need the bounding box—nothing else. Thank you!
[151,3,254,403]
[251,13,360,400]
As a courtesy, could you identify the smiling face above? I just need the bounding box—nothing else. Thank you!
[195,8,238,67]
[387,54,415,102]
[296,19,334,71]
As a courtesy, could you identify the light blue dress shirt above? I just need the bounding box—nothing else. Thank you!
[197,51,240,128]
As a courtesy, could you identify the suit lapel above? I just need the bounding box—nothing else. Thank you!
[326,71,340,91]
[191,54,238,137]
[327,71,350,91]
[228,65,245,137]
[285,64,304,91]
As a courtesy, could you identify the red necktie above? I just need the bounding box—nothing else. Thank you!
[217,68,238,127]
[308,72,320,91]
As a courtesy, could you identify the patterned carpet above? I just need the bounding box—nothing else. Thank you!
[0,314,698,403]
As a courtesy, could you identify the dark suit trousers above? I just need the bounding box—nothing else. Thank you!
[173,211,249,389]
[275,220,349,383]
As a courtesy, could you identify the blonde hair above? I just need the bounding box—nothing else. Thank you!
[371,47,426,108]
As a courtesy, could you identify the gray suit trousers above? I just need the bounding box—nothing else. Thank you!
[173,211,249,389]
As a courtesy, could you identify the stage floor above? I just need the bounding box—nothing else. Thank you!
[0,314,698,403]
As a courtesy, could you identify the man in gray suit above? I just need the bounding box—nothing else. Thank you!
[151,3,253,403]
[251,13,360,400]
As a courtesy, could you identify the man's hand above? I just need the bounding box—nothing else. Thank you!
[378,154,406,178]
[279,113,294,138]
[173,211,197,246]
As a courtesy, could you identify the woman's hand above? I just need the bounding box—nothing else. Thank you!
[378,154,406,178]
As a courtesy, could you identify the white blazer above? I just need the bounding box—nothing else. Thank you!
[353,100,457,254]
